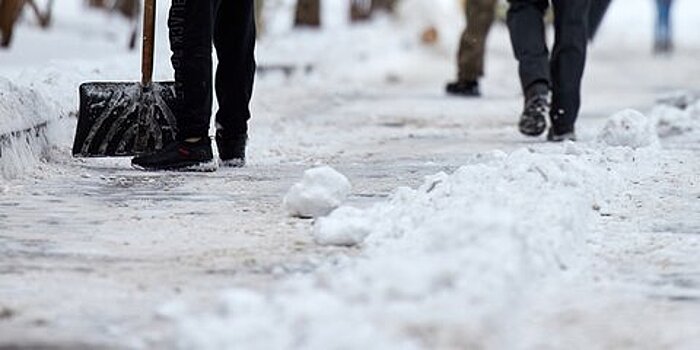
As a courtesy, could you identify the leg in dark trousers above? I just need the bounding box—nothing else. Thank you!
[550,0,590,132]
[214,0,256,138]
[506,0,550,96]
[168,0,215,140]
[132,0,255,171]
[168,0,256,140]
[507,0,590,139]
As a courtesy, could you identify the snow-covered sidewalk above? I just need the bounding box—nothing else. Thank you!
[1,0,700,348]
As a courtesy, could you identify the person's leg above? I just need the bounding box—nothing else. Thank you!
[213,0,256,139]
[168,0,215,140]
[448,0,497,96]
[211,0,255,165]
[506,0,550,96]
[507,0,550,136]
[457,0,497,83]
[549,0,590,137]
[132,0,217,171]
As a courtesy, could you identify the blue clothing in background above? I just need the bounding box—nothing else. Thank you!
[655,0,673,51]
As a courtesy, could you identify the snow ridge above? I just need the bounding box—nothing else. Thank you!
[0,77,59,179]
[160,110,677,349]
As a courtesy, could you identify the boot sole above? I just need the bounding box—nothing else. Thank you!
[518,114,547,137]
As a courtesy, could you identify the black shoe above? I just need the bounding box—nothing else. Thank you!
[445,80,480,97]
[519,93,549,137]
[131,138,217,172]
[216,132,247,167]
[546,127,577,142]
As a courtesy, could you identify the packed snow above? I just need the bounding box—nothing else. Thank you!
[161,110,698,349]
[1,0,699,349]
[313,205,372,246]
[284,166,352,218]
[597,109,659,148]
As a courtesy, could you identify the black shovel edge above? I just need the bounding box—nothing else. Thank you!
[72,0,177,158]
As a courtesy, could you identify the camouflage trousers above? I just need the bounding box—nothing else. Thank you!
[457,0,498,82]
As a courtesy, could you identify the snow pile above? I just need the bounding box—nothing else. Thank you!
[0,77,61,179]
[651,99,700,138]
[284,166,352,218]
[314,206,372,246]
[597,109,659,148]
[161,141,664,349]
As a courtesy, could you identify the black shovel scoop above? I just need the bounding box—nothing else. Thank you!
[72,0,177,157]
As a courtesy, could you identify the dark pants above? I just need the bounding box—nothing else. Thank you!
[168,0,256,140]
[507,0,590,129]
[457,0,497,82]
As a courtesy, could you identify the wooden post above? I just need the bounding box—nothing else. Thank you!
[294,0,320,27]
[0,0,24,48]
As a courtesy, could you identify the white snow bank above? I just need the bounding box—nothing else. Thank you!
[284,166,352,218]
[0,77,61,179]
[161,139,670,349]
[597,109,659,149]
[0,63,133,180]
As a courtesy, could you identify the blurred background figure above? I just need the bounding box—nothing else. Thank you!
[84,0,139,49]
[446,0,498,97]
[654,0,674,53]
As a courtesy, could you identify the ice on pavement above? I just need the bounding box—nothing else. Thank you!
[284,166,352,218]
[597,109,659,148]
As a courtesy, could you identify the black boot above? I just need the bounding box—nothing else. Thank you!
[546,125,576,142]
[216,132,247,167]
[445,80,481,97]
[518,84,549,137]
[131,138,217,172]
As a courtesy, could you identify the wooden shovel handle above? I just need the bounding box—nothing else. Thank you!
[142,0,156,85]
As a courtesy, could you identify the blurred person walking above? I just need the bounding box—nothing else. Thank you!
[446,0,498,97]
[654,0,674,53]
[132,0,256,171]
[506,0,590,142]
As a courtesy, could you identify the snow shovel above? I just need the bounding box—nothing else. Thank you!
[72,0,177,157]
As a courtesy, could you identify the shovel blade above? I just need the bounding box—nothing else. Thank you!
[72,81,178,157]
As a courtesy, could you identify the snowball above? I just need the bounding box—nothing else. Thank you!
[284,166,351,218]
[597,109,659,148]
[313,206,372,246]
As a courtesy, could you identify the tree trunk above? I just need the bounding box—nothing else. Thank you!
[0,0,24,47]
[294,0,320,27]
